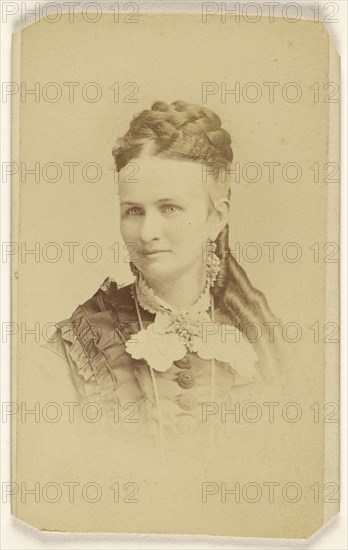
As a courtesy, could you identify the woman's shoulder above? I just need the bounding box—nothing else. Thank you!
[68,276,136,322]
[36,277,139,403]
[42,277,139,356]
[75,276,134,318]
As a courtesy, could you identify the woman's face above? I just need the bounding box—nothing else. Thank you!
[118,155,220,281]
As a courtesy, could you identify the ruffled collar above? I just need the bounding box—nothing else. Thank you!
[125,270,259,380]
[132,270,211,316]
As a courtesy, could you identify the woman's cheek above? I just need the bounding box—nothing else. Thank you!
[120,219,137,241]
[169,225,191,243]
[176,213,199,231]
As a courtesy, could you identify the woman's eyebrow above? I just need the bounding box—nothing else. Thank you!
[120,198,183,206]
[155,198,183,204]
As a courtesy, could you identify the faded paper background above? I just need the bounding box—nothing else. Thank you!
[11,13,339,537]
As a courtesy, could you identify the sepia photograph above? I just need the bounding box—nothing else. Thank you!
[5,2,341,542]
[38,99,283,439]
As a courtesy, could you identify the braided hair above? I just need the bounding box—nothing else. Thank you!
[112,100,281,379]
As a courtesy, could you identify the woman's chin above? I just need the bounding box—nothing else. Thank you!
[139,261,176,279]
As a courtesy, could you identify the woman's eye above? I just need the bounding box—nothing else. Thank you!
[126,207,142,216]
[162,205,181,214]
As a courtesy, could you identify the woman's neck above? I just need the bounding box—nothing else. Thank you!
[141,263,208,310]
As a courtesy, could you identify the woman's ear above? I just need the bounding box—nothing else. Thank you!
[209,198,230,241]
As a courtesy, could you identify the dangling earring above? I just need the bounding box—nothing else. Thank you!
[206,239,221,288]
[210,241,217,253]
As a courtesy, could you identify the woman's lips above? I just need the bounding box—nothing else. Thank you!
[140,250,169,256]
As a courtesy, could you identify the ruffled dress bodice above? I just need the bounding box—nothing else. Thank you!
[40,277,263,438]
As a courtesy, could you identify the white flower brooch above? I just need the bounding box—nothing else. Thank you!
[124,271,259,379]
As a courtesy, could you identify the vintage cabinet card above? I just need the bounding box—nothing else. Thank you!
[9,8,340,540]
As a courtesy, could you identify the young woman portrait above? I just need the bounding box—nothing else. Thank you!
[40,100,281,439]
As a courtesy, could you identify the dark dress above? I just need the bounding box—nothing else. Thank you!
[38,277,275,438]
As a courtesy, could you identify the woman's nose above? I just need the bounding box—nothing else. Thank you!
[139,211,162,242]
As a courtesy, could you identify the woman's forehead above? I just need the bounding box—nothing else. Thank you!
[119,156,207,201]
[121,155,204,180]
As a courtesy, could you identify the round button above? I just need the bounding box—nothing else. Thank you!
[178,393,198,411]
[177,370,195,389]
[176,414,197,435]
[174,355,192,369]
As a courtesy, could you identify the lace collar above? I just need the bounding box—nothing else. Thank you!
[125,266,259,380]
[131,270,211,317]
